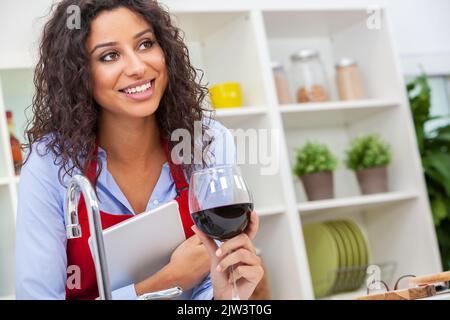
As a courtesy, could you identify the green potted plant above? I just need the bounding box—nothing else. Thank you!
[345,134,392,195]
[293,141,338,201]
[408,74,450,269]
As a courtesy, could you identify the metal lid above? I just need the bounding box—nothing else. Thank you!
[336,57,357,68]
[290,49,319,61]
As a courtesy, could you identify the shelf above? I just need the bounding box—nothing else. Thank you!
[0,52,33,70]
[213,106,267,128]
[214,106,267,118]
[166,1,373,13]
[298,191,418,216]
[280,99,400,129]
[0,176,20,186]
[0,177,10,186]
[172,11,268,107]
[256,205,285,217]
[263,9,373,39]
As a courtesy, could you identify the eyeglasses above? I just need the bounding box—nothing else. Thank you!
[367,274,417,295]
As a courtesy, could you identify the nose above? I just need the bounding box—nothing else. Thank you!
[124,51,146,78]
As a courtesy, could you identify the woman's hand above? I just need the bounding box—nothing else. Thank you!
[134,235,210,296]
[169,234,211,290]
[192,211,264,300]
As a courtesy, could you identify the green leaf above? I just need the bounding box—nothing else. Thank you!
[407,74,431,132]
[293,141,338,177]
[407,74,450,270]
[431,197,448,226]
[435,132,450,143]
[345,134,391,170]
[423,152,450,195]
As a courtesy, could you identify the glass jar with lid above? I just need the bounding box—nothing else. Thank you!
[271,62,292,105]
[290,49,329,103]
[335,57,366,101]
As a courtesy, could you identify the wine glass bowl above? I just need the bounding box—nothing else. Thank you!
[189,165,253,241]
[190,202,253,241]
[189,164,254,299]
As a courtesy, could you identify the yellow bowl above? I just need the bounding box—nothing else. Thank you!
[209,82,243,109]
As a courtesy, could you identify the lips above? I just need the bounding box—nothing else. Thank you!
[119,79,155,101]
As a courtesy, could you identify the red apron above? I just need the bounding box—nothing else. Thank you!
[66,141,194,300]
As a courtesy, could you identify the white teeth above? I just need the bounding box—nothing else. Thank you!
[124,81,152,94]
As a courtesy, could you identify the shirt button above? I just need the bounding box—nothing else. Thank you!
[153,199,159,205]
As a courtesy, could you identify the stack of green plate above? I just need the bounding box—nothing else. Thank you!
[303,219,370,298]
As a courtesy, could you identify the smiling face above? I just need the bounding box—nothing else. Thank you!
[86,7,168,119]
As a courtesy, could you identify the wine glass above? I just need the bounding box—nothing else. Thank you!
[189,164,254,300]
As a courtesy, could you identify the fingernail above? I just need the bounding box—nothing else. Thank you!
[216,249,222,257]
[216,265,222,272]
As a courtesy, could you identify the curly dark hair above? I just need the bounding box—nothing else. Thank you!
[24,0,213,185]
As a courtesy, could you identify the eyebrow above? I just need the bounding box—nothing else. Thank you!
[89,28,154,54]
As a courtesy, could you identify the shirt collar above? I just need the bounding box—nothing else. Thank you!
[96,145,172,214]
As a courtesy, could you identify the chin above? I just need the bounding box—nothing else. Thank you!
[124,102,160,118]
[114,90,161,116]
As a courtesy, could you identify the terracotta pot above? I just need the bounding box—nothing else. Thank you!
[300,171,334,201]
[356,166,388,195]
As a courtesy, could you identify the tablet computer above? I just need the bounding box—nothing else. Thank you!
[88,200,186,291]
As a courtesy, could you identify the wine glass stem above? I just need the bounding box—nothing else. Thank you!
[230,264,240,300]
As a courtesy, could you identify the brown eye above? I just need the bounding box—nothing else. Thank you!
[138,39,155,50]
[100,52,119,62]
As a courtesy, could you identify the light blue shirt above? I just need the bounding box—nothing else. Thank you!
[15,119,235,300]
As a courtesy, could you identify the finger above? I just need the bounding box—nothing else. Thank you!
[216,233,255,258]
[217,248,261,273]
[229,265,264,285]
[245,211,259,240]
[191,225,218,255]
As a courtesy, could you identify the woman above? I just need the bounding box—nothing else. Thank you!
[15,0,263,300]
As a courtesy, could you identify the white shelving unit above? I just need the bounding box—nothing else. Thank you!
[279,98,400,128]
[0,177,11,186]
[297,191,418,216]
[0,0,442,300]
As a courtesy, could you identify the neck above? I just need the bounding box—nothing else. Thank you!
[98,111,163,167]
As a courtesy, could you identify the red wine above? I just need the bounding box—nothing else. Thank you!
[191,203,253,240]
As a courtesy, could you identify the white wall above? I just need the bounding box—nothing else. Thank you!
[362,0,450,75]
[0,0,55,67]
[0,0,449,73]
[386,0,450,56]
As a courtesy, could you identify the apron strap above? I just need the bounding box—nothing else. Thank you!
[161,139,196,239]
[86,138,194,239]
[161,140,189,195]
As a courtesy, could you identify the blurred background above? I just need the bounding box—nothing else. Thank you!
[0,0,449,300]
